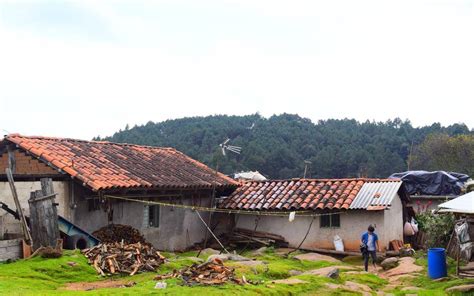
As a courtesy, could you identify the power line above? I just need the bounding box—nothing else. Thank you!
[104,194,346,218]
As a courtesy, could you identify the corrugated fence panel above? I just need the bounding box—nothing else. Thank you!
[349,181,402,209]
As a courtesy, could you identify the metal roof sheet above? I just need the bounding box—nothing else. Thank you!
[349,181,402,210]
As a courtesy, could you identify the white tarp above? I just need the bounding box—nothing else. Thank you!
[438,191,474,214]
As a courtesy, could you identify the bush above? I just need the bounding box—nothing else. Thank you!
[416,212,455,249]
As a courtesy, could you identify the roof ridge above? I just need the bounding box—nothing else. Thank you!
[5,134,175,150]
[242,178,400,183]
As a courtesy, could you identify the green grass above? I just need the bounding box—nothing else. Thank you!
[1,248,474,295]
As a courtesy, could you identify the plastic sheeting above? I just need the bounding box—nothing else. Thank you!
[438,191,474,214]
[389,170,469,195]
[455,220,472,261]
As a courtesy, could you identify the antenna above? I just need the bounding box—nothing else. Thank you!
[303,160,312,178]
[219,138,242,156]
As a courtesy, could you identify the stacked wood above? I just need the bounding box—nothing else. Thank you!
[154,258,240,286]
[82,242,166,276]
[227,228,288,248]
[93,224,147,244]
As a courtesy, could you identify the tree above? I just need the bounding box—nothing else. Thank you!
[411,134,474,176]
[98,115,473,179]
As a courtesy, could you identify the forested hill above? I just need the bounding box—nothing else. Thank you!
[97,114,472,179]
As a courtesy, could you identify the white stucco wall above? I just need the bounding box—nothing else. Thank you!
[0,181,70,237]
[74,196,215,251]
[235,195,404,252]
[382,194,404,248]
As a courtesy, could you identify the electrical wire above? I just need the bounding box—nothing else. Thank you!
[104,195,345,218]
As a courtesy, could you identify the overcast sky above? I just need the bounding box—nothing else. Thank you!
[0,0,473,140]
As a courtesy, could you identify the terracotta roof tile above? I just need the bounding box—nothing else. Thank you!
[3,135,238,191]
[219,178,399,211]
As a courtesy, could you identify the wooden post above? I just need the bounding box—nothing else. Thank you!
[5,168,32,244]
[28,178,60,251]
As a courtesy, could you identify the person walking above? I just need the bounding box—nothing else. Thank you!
[361,225,380,272]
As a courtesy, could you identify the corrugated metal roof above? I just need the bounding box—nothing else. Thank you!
[349,181,402,210]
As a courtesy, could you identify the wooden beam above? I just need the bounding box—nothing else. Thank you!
[5,168,32,244]
[28,178,60,251]
[7,145,16,173]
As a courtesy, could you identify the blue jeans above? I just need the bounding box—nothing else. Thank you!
[363,250,377,271]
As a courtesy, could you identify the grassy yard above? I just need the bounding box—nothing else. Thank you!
[0,248,473,295]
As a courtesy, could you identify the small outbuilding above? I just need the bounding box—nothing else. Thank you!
[219,178,410,252]
[0,134,237,252]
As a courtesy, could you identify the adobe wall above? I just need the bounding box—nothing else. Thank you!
[0,239,22,262]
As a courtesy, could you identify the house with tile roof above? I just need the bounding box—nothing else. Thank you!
[0,134,237,251]
[218,178,410,252]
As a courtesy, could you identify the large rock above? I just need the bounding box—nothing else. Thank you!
[326,268,339,279]
[206,253,251,263]
[271,278,308,285]
[381,257,399,270]
[250,247,268,256]
[303,265,357,276]
[201,248,220,255]
[446,284,474,293]
[294,252,341,263]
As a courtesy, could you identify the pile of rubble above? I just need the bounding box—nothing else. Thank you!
[93,224,147,244]
[155,258,241,286]
[82,242,166,276]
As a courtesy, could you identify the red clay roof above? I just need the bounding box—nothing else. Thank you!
[219,178,399,211]
[3,134,238,191]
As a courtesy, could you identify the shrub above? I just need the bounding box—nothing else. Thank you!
[416,212,455,249]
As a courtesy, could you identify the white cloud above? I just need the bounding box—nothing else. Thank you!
[0,0,472,139]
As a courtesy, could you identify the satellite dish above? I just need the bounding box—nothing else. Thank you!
[219,138,242,156]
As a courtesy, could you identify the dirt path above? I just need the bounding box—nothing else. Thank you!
[63,280,136,291]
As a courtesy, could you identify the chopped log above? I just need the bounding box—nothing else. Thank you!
[82,242,165,276]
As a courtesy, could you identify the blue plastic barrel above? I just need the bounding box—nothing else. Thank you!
[427,248,447,279]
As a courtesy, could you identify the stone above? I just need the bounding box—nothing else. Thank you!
[294,252,341,263]
[185,257,205,264]
[446,284,474,293]
[381,257,422,278]
[251,247,268,256]
[344,281,372,292]
[275,248,294,255]
[201,248,220,255]
[233,260,268,273]
[302,265,357,276]
[401,287,421,291]
[288,270,303,276]
[326,268,339,279]
[271,278,308,285]
[206,253,251,263]
[380,257,399,270]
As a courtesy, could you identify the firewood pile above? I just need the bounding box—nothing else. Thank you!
[155,258,241,286]
[93,224,147,244]
[82,242,166,276]
[214,228,288,249]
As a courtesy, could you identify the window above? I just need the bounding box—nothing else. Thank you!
[148,205,160,227]
[320,213,340,228]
